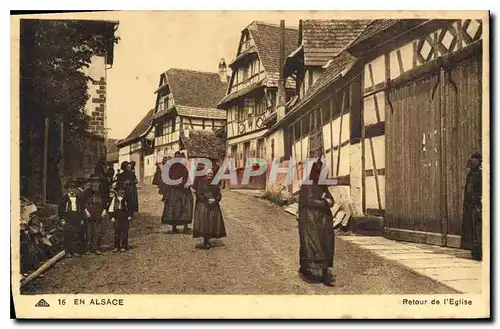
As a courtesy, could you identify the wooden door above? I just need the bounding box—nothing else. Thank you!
[443,51,482,240]
[385,73,443,234]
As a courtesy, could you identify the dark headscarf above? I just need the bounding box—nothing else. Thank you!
[121,161,129,171]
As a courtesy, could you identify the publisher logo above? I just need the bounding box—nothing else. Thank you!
[35,299,50,307]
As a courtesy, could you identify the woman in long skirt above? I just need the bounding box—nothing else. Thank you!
[162,152,192,233]
[193,169,226,249]
[298,160,335,286]
[116,161,139,214]
[460,152,482,261]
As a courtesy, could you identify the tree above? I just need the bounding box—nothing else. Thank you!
[20,19,119,201]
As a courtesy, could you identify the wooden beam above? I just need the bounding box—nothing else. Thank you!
[396,49,405,75]
[368,137,382,211]
[365,122,385,139]
[329,98,334,177]
[336,90,345,176]
[368,63,376,88]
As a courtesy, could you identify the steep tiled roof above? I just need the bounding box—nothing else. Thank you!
[165,68,228,108]
[152,106,227,121]
[301,20,371,66]
[297,51,358,109]
[348,19,400,47]
[180,129,226,160]
[116,109,154,147]
[266,51,358,135]
[176,106,227,120]
[248,21,299,83]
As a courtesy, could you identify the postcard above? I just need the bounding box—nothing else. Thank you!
[11,10,490,319]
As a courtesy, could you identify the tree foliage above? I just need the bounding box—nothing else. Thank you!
[22,19,120,133]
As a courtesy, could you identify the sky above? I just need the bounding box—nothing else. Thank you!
[20,11,376,140]
[81,11,350,140]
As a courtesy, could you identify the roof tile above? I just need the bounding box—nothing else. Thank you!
[165,68,228,108]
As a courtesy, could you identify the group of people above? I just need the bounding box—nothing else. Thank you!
[153,152,227,250]
[58,159,139,257]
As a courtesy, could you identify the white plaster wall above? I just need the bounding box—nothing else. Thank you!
[144,154,156,178]
[363,92,386,125]
[365,175,386,209]
[118,145,131,167]
[364,135,386,170]
[266,129,285,161]
[349,142,364,216]
[82,55,106,117]
[330,114,350,146]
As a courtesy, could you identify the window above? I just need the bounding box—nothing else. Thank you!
[245,99,255,116]
[257,139,266,158]
[242,66,249,81]
[166,93,174,109]
[238,105,247,121]
[157,94,166,112]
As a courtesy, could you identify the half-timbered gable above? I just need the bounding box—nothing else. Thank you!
[151,68,228,161]
[116,109,155,182]
[218,21,299,189]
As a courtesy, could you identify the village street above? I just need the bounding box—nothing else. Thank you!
[23,184,456,295]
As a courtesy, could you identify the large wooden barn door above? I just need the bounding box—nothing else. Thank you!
[442,49,482,245]
[385,73,443,236]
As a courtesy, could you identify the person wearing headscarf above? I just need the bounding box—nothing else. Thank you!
[153,156,170,201]
[116,161,139,214]
[162,152,193,233]
[193,168,226,249]
[460,152,483,261]
[298,159,335,286]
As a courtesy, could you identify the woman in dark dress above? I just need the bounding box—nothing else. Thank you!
[193,168,226,249]
[161,152,192,233]
[116,161,139,214]
[460,152,482,261]
[298,159,335,286]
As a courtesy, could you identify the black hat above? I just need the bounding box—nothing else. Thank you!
[65,180,79,189]
[471,152,482,160]
[88,174,101,182]
[75,177,88,186]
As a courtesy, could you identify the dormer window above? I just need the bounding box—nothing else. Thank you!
[240,33,254,52]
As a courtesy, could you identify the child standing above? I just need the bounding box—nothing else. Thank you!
[108,185,132,252]
[58,180,85,257]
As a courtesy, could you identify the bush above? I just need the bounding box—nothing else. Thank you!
[264,184,293,206]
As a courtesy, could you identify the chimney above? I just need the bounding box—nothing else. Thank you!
[218,58,228,84]
[277,20,286,121]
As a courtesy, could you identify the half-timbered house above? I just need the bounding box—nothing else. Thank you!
[266,18,484,248]
[346,19,484,247]
[217,21,299,189]
[264,20,370,215]
[116,109,156,182]
[150,67,228,162]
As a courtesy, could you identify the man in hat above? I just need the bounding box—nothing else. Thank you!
[58,180,85,257]
[75,177,91,254]
[108,184,132,252]
[83,174,108,255]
